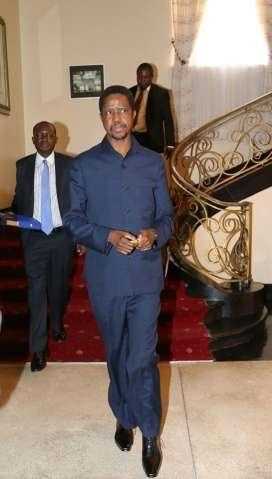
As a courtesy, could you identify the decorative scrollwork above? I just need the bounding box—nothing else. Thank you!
[168,91,272,287]
[170,189,250,284]
[172,94,272,196]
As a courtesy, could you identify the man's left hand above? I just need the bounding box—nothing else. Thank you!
[136,229,158,251]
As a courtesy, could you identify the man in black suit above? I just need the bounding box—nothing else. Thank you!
[130,62,175,153]
[12,121,74,372]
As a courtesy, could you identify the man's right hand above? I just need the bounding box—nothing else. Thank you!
[108,230,137,255]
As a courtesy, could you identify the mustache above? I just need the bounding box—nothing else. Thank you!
[111,122,126,128]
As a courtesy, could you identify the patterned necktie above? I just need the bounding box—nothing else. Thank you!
[41,160,53,235]
[133,89,144,126]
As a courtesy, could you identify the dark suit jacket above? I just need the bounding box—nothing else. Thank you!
[130,83,175,153]
[12,152,72,242]
[64,138,173,298]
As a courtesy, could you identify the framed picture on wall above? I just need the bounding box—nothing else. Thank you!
[69,65,104,98]
[0,17,10,115]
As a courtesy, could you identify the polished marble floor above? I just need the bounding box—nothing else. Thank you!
[1,361,272,478]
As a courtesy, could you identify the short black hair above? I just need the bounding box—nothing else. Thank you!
[136,63,154,76]
[99,85,134,113]
[33,121,56,136]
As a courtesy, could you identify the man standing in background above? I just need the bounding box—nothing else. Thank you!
[130,62,175,153]
[12,121,74,372]
[64,85,173,477]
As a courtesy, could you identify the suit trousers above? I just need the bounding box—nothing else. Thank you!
[23,228,74,353]
[89,291,162,438]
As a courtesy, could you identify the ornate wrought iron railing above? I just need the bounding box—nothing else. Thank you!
[169,91,272,289]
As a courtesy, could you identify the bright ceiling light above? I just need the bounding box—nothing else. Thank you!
[190,0,269,67]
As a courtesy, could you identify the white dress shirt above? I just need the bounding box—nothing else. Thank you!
[33,151,62,227]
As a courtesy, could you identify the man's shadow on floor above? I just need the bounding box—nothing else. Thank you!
[0,362,26,408]
[159,362,172,434]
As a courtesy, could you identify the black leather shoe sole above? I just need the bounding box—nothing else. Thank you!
[142,456,162,478]
[142,437,162,478]
[143,468,161,478]
[30,352,47,372]
[115,424,133,451]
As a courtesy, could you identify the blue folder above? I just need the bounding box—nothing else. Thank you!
[0,213,41,230]
[16,215,42,230]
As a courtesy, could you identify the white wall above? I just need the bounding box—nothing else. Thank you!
[249,187,272,284]
[0,0,24,207]
[19,0,172,156]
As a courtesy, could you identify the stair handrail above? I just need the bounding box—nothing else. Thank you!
[168,91,272,289]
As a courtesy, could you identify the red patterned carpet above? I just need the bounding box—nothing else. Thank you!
[0,227,212,362]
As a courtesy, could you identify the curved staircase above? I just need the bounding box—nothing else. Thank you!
[169,91,272,359]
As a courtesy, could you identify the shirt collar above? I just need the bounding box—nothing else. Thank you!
[101,135,143,157]
[137,84,151,95]
[36,151,55,166]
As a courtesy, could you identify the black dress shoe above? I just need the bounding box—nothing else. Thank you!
[114,423,133,451]
[142,436,162,478]
[52,329,67,342]
[31,351,47,372]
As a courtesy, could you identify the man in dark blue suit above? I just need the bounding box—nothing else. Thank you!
[12,121,74,372]
[64,85,173,478]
